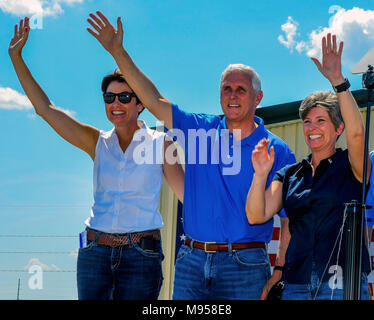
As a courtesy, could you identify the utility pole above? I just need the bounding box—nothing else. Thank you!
[17,278,20,300]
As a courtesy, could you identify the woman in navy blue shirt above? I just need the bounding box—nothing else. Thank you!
[246,33,371,300]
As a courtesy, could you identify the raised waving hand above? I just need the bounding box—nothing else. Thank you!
[87,11,173,129]
[8,17,99,160]
[311,33,345,86]
[9,17,30,57]
[87,11,124,56]
[252,138,275,177]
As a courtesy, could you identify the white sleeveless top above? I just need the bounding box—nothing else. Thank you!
[85,120,165,233]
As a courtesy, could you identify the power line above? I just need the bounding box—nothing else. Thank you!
[0,235,77,238]
[0,251,76,254]
[0,270,76,273]
[0,205,90,208]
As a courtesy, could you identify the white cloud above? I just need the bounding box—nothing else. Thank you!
[0,0,83,17]
[24,257,61,271]
[0,86,33,110]
[277,17,299,52]
[278,7,374,68]
[0,86,76,118]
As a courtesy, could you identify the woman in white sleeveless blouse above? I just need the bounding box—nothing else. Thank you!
[9,17,184,300]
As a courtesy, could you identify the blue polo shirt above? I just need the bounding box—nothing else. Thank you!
[364,150,374,226]
[274,149,371,284]
[171,104,296,243]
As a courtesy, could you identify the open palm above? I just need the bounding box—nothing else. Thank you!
[9,17,30,57]
[311,33,344,85]
[87,11,123,55]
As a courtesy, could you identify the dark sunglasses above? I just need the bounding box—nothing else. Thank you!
[103,91,138,104]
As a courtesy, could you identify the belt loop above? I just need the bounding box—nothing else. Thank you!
[94,230,101,245]
[128,232,134,247]
[189,239,194,251]
[228,242,233,255]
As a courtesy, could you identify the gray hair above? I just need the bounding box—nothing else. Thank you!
[220,64,262,94]
[299,90,344,130]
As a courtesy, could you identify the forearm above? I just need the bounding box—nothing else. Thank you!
[10,53,52,117]
[111,47,172,127]
[111,48,160,103]
[336,87,369,180]
[10,53,99,159]
[335,87,364,140]
[246,174,268,224]
[276,217,291,267]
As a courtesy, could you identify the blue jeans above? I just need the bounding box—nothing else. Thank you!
[172,242,271,300]
[282,271,370,300]
[77,232,164,300]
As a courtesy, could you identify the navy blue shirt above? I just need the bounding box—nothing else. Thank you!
[274,149,371,284]
[171,104,296,243]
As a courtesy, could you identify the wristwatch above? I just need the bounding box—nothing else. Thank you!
[273,266,284,272]
[333,78,350,93]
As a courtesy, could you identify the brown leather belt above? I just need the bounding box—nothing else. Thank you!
[86,228,160,247]
[184,239,265,252]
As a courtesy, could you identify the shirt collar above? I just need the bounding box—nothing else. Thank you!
[219,115,266,146]
[301,148,343,167]
[105,120,149,141]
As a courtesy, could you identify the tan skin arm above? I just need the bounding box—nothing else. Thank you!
[311,33,371,184]
[9,17,99,160]
[162,137,184,203]
[87,11,173,130]
[260,217,291,300]
[246,138,283,224]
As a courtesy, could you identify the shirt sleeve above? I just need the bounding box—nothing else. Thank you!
[172,104,219,132]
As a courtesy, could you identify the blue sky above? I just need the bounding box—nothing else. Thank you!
[0,0,374,299]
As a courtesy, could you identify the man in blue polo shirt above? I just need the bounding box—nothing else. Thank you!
[88,12,296,299]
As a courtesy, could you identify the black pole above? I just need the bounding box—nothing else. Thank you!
[343,66,374,300]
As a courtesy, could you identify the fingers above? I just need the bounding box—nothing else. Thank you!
[86,27,99,39]
[253,138,272,157]
[269,146,275,162]
[96,11,111,26]
[13,17,30,39]
[322,33,342,55]
[322,35,327,56]
[338,40,344,56]
[20,19,24,33]
[326,33,332,53]
[87,17,102,33]
[89,12,105,29]
[117,16,123,35]
[254,138,269,151]
[24,16,30,31]
[332,34,337,53]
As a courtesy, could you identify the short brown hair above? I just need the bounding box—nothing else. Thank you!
[299,90,343,130]
[101,69,143,114]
